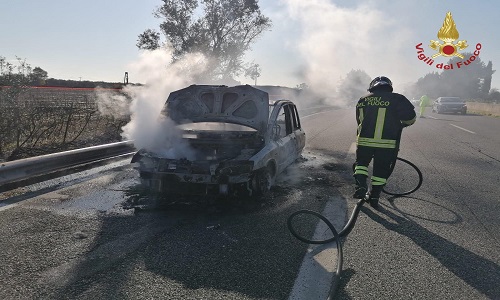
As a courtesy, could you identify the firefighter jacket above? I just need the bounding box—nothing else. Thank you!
[356,91,416,149]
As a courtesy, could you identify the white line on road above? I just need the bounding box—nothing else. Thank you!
[348,142,357,155]
[288,196,347,300]
[0,202,20,212]
[299,106,335,111]
[301,109,337,118]
[450,124,476,134]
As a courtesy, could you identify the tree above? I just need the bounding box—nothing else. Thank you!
[244,62,261,85]
[439,52,486,99]
[414,72,444,99]
[136,29,161,51]
[137,0,272,82]
[481,61,495,96]
[486,88,500,103]
[414,54,496,100]
[30,67,48,85]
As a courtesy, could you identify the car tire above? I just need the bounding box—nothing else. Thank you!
[251,165,275,197]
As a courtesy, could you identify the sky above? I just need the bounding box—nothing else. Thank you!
[1,0,499,92]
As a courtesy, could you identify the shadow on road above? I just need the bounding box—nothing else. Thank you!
[43,153,343,300]
[362,198,500,299]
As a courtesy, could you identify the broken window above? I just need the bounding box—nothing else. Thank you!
[276,105,293,138]
[290,105,301,130]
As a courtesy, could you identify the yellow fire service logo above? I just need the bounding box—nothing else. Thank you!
[415,11,482,70]
[430,12,468,59]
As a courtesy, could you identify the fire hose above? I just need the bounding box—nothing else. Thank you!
[286,156,423,299]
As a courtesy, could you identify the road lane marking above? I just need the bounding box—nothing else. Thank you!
[301,109,337,118]
[288,196,346,300]
[0,202,20,212]
[348,142,357,155]
[299,105,335,111]
[450,124,476,134]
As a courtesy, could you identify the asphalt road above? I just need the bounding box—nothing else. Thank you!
[304,108,500,299]
[0,107,499,299]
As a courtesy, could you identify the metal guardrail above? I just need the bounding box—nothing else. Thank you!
[0,141,136,192]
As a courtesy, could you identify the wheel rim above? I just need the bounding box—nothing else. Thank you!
[253,166,274,195]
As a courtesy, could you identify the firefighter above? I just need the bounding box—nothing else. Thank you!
[419,94,430,118]
[353,76,416,208]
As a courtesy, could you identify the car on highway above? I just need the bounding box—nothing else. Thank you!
[432,97,467,114]
[131,84,305,197]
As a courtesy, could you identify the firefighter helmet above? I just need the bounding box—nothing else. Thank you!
[368,76,393,92]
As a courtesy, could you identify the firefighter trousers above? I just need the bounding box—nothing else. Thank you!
[354,146,398,187]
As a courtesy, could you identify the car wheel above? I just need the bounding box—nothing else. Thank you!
[251,165,275,197]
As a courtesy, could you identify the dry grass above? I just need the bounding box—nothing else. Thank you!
[0,87,128,161]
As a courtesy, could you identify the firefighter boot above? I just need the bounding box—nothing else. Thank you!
[353,174,368,199]
[367,185,384,208]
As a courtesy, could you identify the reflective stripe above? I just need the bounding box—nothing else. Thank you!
[354,165,369,176]
[357,137,396,149]
[371,176,387,185]
[374,108,386,139]
[354,170,368,176]
[355,166,368,172]
[357,108,364,135]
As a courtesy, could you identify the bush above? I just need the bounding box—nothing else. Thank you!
[0,87,128,161]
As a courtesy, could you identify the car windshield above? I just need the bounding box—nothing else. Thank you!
[440,97,463,102]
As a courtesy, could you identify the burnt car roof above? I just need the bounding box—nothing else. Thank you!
[162,85,269,133]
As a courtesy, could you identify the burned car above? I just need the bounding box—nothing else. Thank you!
[131,85,305,197]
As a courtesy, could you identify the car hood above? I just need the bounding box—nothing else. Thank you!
[162,85,269,134]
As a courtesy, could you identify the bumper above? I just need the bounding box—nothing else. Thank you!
[436,105,467,113]
[137,170,253,195]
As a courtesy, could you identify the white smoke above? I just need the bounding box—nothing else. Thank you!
[97,47,208,159]
[95,88,130,117]
[283,0,414,106]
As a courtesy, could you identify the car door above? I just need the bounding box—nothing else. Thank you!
[290,104,305,154]
[274,104,298,173]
